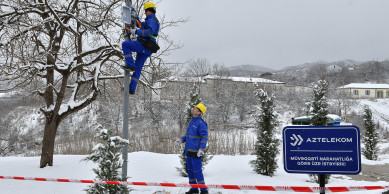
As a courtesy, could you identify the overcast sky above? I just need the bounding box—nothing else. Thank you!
[157,0,389,70]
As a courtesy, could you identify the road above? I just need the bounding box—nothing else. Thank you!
[346,163,389,182]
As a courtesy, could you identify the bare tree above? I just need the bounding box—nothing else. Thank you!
[0,0,124,168]
[356,60,387,83]
[185,58,211,77]
[329,89,357,122]
[137,0,188,89]
[212,63,230,77]
[306,61,328,83]
[206,74,232,129]
[372,60,384,83]
[0,0,187,168]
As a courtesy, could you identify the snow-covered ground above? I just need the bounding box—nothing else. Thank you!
[1,96,389,193]
[1,152,389,194]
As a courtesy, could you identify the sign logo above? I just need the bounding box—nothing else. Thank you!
[290,134,303,146]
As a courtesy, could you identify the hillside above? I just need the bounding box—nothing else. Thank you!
[225,59,389,86]
[228,64,274,77]
[280,59,365,71]
[271,60,389,87]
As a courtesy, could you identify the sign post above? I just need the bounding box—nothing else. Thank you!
[283,126,361,193]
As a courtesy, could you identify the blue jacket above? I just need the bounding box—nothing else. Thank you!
[136,14,160,43]
[182,116,208,156]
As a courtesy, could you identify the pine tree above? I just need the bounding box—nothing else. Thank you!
[250,88,279,176]
[186,83,202,125]
[311,80,329,126]
[176,147,188,177]
[309,80,330,184]
[177,83,212,177]
[84,128,130,194]
[201,146,213,170]
[362,106,379,160]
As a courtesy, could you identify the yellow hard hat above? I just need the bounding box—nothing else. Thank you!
[194,103,206,114]
[144,2,156,10]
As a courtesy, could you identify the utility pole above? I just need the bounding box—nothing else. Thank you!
[122,67,130,181]
[121,0,133,181]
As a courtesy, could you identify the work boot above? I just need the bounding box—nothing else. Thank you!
[129,90,135,95]
[185,189,199,194]
[200,191,208,194]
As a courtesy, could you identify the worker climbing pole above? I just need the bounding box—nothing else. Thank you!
[121,1,160,95]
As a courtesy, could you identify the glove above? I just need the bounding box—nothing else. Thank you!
[175,139,183,145]
[197,148,205,157]
[130,29,137,35]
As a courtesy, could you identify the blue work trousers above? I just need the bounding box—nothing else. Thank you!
[186,156,207,192]
[121,41,152,92]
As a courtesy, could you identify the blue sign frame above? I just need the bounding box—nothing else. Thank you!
[283,125,361,175]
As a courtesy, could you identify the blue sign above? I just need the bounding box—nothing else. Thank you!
[283,125,361,174]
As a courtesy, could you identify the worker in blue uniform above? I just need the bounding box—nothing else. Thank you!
[121,2,160,94]
[176,103,209,194]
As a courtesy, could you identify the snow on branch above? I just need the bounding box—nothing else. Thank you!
[70,48,120,70]
[59,91,96,116]
[44,0,79,36]
[99,75,124,80]
[5,17,55,45]
[93,63,100,90]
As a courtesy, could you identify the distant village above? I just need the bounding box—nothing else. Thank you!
[154,72,389,101]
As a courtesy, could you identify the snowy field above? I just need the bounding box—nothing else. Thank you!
[1,98,389,193]
[1,152,389,194]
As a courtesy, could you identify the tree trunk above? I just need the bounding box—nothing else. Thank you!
[40,119,59,168]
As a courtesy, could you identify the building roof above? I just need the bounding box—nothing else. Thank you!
[160,76,205,83]
[203,75,285,84]
[160,75,285,84]
[339,83,389,89]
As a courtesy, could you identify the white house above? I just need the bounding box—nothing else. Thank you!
[338,83,389,99]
